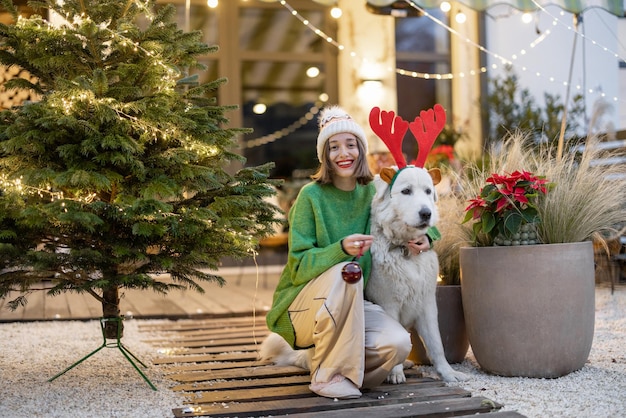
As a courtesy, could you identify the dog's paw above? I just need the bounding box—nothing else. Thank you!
[386,364,406,384]
[440,369,469,382]
[402,359,415,369]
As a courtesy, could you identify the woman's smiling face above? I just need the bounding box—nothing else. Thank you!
[328,132,360,179]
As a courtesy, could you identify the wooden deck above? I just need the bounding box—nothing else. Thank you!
[0,265,281,322]
[141,316,525,418]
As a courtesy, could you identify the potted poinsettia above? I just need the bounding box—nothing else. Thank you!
[463,170,552,246]
[457,131,626,378]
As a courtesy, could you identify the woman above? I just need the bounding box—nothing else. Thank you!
[265,106,432,399]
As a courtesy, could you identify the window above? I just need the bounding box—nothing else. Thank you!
[239,3,335,178]
[395,11,451,159]
[159,1,337,180]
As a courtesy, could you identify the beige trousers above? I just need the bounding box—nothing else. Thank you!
[288,262,411,389]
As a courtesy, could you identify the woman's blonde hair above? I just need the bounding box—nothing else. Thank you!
[311,138,373,185]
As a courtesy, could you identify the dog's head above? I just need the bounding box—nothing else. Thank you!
[372,166,441,240]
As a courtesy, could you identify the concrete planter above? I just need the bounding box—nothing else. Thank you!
[459,241,595,378]
[408,285,469,365]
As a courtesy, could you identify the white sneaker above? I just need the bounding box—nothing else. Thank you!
[309,374,362,399]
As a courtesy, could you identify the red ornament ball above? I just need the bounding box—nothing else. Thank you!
[341,262,362,284]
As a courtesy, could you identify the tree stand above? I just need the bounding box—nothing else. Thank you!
[48,317,157,390]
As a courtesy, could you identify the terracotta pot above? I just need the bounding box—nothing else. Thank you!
[408,285,469,365]
[459,241,595,378]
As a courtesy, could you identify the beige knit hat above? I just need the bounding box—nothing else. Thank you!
[316,106,368,162]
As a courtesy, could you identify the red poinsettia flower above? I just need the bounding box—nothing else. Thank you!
[463,170,553,244]
[464,196,487,220]
[430,145,455,161]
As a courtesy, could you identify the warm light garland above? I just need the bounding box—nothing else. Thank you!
[20,10,180,86]
[245,101,324,149]
[0,174,98,203]
[16,9,208,148]
[279,0,514,79]
[277,0,624,105]
[6,1,622,158]
[530,0,626,65]
[405,0,623,104]
[405,3,513,66]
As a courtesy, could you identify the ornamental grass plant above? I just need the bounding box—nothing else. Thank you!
[433,193,468,285]
[459,131,626,247]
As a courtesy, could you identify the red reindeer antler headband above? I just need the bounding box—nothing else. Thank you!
[369,104,446,185]
[369,107,409,169]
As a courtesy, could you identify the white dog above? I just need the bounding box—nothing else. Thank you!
[259,166,467,384]
[365,166,467,383]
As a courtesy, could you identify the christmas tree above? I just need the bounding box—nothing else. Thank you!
[0,0,281,338]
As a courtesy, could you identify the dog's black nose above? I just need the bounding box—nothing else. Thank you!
[419,208,432,222]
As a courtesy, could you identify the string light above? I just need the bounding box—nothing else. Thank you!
[529,0,626,65]
[253,103,267,114]
[306,66,320,78]
[0,174,99,203]
[279,0,512,80]
[20,9,192,143]
[245,101,325,149]
[10,1,623,157]
[278,0,623,106]
[276,0,625,115]
[36,9,179,85]
[407,1,624,104]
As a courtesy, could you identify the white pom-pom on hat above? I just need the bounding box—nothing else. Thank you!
[316,105,368,162]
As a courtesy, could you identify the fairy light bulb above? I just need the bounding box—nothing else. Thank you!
[306,66,320,78]
[455,11,466,24]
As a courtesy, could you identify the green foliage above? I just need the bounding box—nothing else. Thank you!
[483,65,585,149]
[0,0,282,314]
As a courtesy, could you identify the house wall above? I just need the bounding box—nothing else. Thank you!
[617,15,626,130]
[451,4,483,160]
[337,0,398,154]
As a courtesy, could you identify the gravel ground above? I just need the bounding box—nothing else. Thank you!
[0,319,181,418]
[0,285,624,418]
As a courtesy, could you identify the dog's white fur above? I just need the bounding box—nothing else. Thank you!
[259,166,468,383]
[259,330,312,370]
[365,166,467,383]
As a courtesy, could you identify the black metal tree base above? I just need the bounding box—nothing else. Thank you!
[48,316,157,390]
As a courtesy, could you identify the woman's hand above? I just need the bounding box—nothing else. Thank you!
[342,234,374,257]
[407,235,430,256]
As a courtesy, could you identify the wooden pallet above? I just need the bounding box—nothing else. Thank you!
[141,316,526,418]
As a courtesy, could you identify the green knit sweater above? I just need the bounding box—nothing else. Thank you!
[265,181,375,348]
